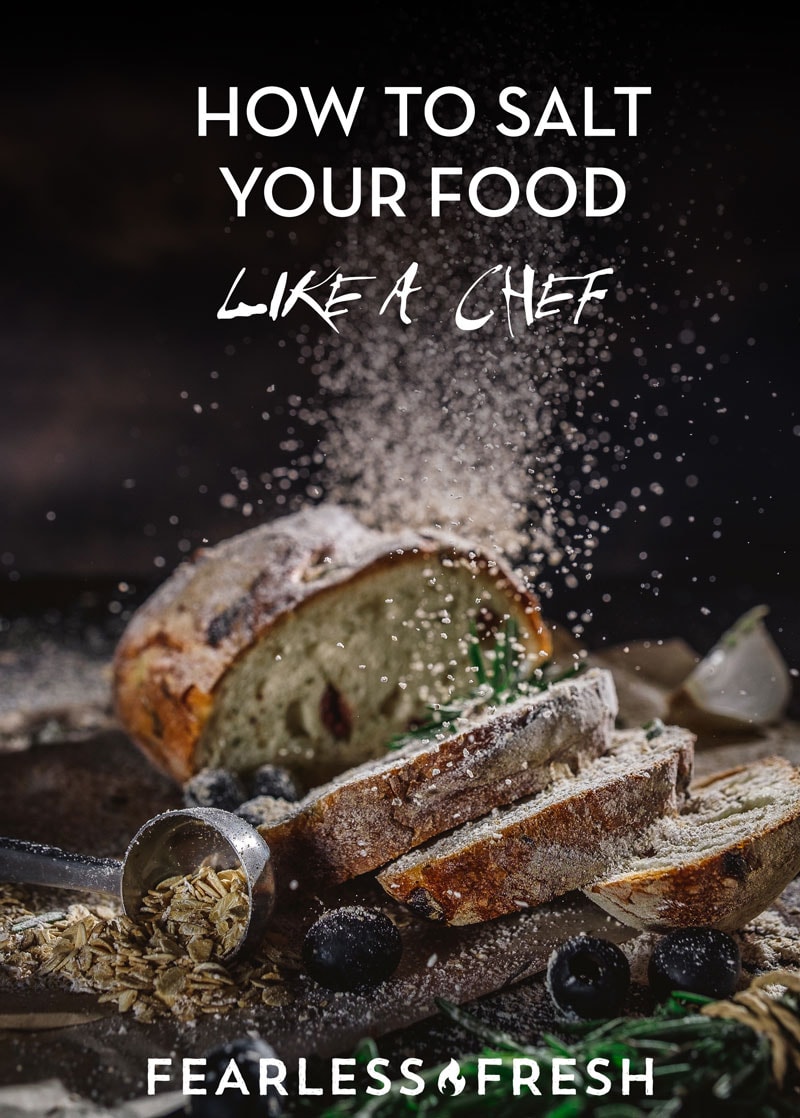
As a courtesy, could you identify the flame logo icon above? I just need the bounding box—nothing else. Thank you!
[437,1058,467,1096]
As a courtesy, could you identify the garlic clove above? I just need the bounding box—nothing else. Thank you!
[671,606,792,730]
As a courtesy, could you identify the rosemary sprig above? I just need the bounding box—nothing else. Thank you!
[387,618,583,750]
[298,990,800,1117]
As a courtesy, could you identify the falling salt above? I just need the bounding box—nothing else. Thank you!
[202,22,754,618]
[232,79,635,596]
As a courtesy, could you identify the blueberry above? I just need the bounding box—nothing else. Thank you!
[302,905,403,992]
[648,927,741,1001]
[189,1035,283,1118]
[546,935,631,1020]
[183,768,246,812]
[248,764,302,802]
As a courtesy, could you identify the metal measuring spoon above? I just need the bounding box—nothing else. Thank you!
[0,807,274,960]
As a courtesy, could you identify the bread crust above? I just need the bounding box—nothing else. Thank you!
[584,757,800,932]
[377,725,695,924]
[112,505,550,782]
[259,667,618,889]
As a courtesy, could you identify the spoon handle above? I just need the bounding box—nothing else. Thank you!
[0,836,123,898]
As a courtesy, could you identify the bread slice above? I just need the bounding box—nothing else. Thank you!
[376,725,695,924]
[112,505,550,784]
[259,667,619,888]
[583,756,800,932]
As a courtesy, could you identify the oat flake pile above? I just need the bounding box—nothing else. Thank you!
[0,866,295,1022]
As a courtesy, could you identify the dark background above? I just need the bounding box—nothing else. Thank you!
[0,6,797,666]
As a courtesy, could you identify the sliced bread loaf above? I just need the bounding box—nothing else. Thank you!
[376,725,695,924]
[583,756,800,932]
[112,505,550,784]
[258,667,618,888]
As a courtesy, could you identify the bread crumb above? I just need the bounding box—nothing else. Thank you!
[737,909,800,973]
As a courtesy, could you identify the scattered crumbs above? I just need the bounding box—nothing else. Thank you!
[621,931,661,987]
[737,909,800,974]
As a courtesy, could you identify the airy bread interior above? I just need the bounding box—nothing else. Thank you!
[582,757,800,931]
[597,759,800,874]
[197,555,541,783]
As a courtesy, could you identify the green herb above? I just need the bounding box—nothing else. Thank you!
[299,989,800,1117]
[643,718,665,741]
[387,619,583,750]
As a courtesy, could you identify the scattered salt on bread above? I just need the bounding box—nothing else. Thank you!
[376,725,695,924]
[584,756,800,932]
[259,667,618,888]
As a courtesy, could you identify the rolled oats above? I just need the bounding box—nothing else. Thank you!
[0,866,294,1022]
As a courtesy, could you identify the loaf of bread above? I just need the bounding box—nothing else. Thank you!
[377,725,695,924]
[583,756,800,932]
[112,505,551,784]
[259,667,618,888]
